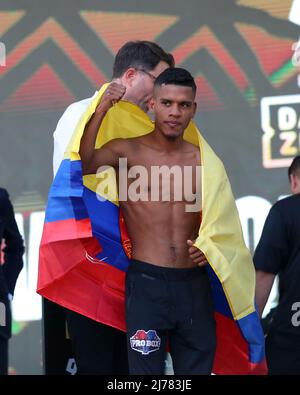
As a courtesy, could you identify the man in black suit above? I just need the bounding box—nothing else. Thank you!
[0,188,24,375]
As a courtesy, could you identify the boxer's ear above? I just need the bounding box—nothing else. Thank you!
[148,97,155,112]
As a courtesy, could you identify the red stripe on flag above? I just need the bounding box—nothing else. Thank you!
[41,217,92,243]
[38,252,126,331]
[213,312,267,374]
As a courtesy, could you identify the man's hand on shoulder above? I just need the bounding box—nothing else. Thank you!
[96,81,126,114]
[187,239,208,267]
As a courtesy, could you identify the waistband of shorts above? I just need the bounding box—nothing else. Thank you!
[128,259,207,280]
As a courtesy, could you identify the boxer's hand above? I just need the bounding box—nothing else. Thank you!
[187,239,208,266]
[96,81,126,114]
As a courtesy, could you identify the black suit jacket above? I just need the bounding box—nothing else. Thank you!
[0,188,24,339]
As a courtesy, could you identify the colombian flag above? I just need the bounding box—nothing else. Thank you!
[37,84,267,374]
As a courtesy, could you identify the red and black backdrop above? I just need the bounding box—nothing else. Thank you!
[0,0,299,374]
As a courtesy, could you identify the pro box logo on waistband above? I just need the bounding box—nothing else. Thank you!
[130,330,161,355]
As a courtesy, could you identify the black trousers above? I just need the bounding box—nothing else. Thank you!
[266,333,300,375]
[65,308,129,375]
[0,295,11,375]
[0,337,8,375]
[125,260,216,375]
